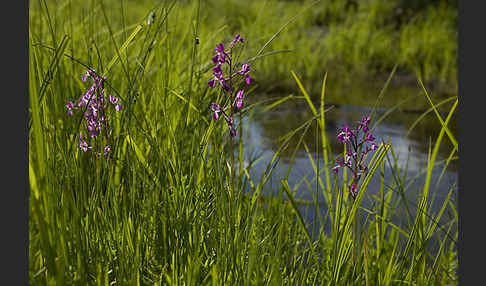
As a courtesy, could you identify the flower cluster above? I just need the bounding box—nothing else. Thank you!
[208,34,253,137]
[65,69,122,156]
[333,116,378,199]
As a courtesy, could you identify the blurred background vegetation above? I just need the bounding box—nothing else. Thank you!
[199,0,457,108]
[30,0,457,109]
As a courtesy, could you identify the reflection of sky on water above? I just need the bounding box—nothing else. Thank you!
[235,103,458,229]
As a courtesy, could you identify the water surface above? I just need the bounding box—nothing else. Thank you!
[236,96,458,233]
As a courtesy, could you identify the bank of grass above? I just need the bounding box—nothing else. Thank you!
[201,0,457,105]
[29,0,457,284]
[30,0,457,107]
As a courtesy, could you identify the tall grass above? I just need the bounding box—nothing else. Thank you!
[29,0,457,285]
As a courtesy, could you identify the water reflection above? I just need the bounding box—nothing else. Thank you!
[235,97,458,228]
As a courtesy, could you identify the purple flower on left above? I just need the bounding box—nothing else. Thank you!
[66,69,122,156]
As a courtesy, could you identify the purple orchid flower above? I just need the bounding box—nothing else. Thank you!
[233,34,243,43]
[239,64,250,74]
[79,136,90,152]
[366,133,375,142]
[210,103,221,121]
[66,69,122,156]
[109,95,118,104]
[207,35,252,137]
[104,145,111,156]
[234,90,244,110]
[215,43,225,54]
[333,115,380,200]
[245,74,253,85]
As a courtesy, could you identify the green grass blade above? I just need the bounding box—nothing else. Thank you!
[291,70,317,116]
[406,96,456,138]
[281,179,318,263]
[126,135,159,185]
[417,78,458,150]
[262,94,295,112]
[103,24,143,78]
[319,72,332,200]
[420,99,457,227]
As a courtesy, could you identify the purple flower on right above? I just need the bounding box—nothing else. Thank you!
[333,116,379,200]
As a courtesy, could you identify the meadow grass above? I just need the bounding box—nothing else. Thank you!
[29,0,458,284]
